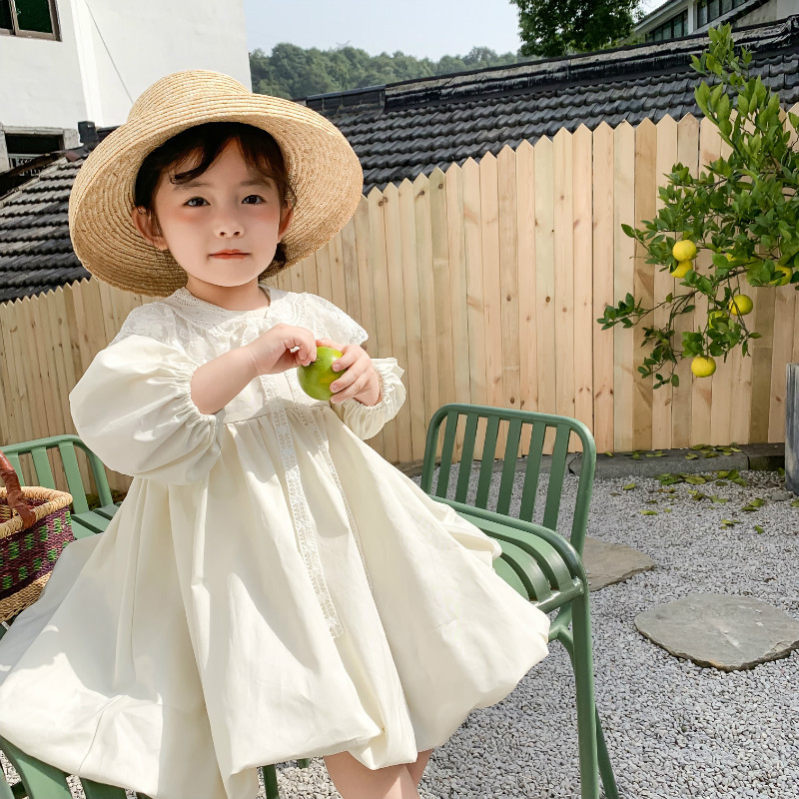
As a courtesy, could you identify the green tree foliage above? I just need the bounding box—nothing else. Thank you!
[597,25,799,388]
[510,0,642,57]
[249,44,528,99]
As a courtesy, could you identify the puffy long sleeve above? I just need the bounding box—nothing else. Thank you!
[69,334,226,485]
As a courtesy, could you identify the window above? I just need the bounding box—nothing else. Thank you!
[645,10,689,43]
[5,133,63,170]
[0,0,59,39]
[697,0,747,27]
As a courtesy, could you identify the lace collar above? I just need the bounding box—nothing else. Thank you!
[165,283,288,324]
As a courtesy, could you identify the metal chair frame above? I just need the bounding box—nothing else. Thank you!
[419,403,618,799]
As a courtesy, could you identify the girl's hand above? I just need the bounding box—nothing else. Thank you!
[244,324,317,376]
[317,338,381,406]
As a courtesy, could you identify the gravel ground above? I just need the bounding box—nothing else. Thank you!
[3,467,798,798]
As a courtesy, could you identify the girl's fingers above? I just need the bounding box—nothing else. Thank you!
[298,332,318,363]
[330,352,369,387]
[332,345,367,373]
[331,373,368,402]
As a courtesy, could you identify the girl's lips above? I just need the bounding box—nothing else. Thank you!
[211,252,248,259]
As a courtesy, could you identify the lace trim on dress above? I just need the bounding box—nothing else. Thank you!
[258,374,345,639]
[301,407,378,600]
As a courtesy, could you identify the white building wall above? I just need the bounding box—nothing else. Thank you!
[0,0,250,132]
[0,1,86,130]
[739,0,799,25]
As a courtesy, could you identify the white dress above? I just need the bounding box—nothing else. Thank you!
[0,283,550,799]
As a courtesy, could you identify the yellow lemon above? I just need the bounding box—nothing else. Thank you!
[728,294,753,316]
[670,260,692,278]
[691,356,716,378]
[672,239,697,261]
[770,265,792,286]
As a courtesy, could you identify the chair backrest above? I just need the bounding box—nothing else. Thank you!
[420,403,596,554]
[0,434,113,516]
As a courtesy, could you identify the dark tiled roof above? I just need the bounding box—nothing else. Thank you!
[305,15,799,192]
[0,158,89,302]
[2,15,799,303]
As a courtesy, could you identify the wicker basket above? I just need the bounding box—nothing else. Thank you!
[0,449,74,625]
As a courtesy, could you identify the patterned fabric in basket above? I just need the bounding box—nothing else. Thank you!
[0,497,74,623]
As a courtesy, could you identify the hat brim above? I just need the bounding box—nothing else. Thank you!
[68,93,363,296]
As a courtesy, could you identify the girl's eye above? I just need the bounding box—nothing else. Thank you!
[185,197,207,207]
[243,195,265,205]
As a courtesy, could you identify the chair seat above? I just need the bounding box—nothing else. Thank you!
[71,504,122,539]
[432,498,587,613]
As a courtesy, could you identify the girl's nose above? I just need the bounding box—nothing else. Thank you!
[214,208,244,238]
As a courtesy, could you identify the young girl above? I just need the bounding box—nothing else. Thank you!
[0,71,550,799]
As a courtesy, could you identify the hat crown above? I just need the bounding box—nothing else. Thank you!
[127,70,249,122]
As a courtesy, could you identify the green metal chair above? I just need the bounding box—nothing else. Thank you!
[420,403,618,799]
[0,434,121,540]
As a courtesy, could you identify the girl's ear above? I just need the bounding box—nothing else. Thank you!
[277,204,294,241]
[131,207,169,251]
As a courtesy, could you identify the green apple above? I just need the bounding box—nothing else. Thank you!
[297,346,344,401]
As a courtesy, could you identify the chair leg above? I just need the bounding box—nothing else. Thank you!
[569,595,601,799]
[261,764,280,799]
[595,708,619,799]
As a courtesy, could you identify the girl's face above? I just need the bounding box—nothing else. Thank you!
[133,138,293,299]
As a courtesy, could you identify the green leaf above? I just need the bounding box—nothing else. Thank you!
[737,93,750,116]
[754,524,765,534]
[741,497,766,511]
[623,482,636,491]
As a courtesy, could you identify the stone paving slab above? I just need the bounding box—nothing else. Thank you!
[582,536,654,591]
[634,592,799,671]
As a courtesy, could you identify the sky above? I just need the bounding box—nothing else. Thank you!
[243,0,666,61]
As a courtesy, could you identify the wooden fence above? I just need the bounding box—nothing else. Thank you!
[2,111,798,492]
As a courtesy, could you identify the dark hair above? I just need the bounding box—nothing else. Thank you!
[133,121,296,276]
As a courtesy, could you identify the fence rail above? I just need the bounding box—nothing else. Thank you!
[2,111,797,492]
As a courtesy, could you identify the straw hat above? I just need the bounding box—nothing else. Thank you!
[68,70,364,296]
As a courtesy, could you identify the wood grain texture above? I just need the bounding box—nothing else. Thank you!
[652,115,678,449]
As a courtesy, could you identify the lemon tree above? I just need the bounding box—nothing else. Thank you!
[598,24,799,387]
